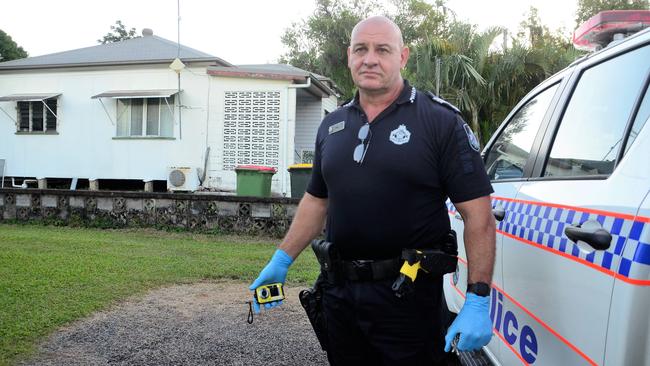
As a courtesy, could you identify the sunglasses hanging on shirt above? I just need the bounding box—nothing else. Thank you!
[353,123,372,164]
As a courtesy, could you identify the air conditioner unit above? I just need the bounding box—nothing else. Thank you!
[167,167,199,192]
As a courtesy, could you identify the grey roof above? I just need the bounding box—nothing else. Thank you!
[0,35,232,70]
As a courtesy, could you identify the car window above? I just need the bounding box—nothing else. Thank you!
[544,45,650,178]
[485,83,559,181]
[623,83,650,155]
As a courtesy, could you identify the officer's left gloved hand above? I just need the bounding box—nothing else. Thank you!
[249,249,294,314]
[444,293,492,352]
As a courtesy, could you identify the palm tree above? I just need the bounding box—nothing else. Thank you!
[482,32,581,140]
[408,19,579,145]
[409,22,505,144]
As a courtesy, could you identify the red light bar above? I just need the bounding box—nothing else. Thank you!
[573,10,650,51]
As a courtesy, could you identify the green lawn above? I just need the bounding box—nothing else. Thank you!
[0,224,319,366]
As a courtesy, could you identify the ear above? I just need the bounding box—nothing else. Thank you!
[347,46,352,68]
[400,46,410,68]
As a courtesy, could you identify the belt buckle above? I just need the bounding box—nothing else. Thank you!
[351,260,373,281]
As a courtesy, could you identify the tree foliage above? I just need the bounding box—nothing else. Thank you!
[280,0,376,100]
[390,0,451,45]
[0,30,28,62]
[281,1,585,144]
[408,22,503,142]
[98,20,139,44]
[576,0,649,26]
[280,0,449,100]
[408,6,580,143]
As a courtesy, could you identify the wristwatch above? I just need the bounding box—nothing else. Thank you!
[467,282,491,297]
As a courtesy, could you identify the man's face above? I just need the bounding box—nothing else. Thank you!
[347,20,409,95]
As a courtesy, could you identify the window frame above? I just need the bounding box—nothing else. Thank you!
[482,72,569,183]
[15,97,59,134]
[115,96,175,138]
[619,72,650,159]
[530,41,650,181]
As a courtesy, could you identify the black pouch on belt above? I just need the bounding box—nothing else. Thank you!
[418,230,459,276]
[392,230,459,298]
[310,239,341,284]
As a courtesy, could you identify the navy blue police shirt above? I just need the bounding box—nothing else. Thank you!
[307,80,493,260]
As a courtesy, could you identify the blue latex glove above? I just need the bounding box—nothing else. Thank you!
[249,249,293,314]
[445,293,493,352]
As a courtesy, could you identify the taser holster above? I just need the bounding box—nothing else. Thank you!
[299,277,328,351]
[298,239,337,351]
[392,230,459,298]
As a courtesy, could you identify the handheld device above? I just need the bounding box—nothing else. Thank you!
[254,283,285,304]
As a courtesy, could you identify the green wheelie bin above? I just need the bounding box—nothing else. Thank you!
[288,163,313,198]
[235,165,277,197]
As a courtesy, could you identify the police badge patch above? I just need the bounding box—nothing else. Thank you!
[390,124,411,145]
[463,124,480,152]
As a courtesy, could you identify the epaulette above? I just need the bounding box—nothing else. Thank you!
[425,91,461,114]
[341,98,355,108]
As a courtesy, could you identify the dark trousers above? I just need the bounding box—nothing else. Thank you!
[322,276,447,366]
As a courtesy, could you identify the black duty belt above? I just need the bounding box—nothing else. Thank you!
[341,258,401,281]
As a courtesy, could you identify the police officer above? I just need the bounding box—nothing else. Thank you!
[250,15,496,365]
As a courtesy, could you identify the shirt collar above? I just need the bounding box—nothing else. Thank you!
[395,79,417,105]
[344,79,417,109]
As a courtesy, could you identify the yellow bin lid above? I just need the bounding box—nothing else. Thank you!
[288,163,313,170]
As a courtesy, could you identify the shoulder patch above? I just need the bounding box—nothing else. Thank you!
[426,91,461,114]
[463,123,481,152]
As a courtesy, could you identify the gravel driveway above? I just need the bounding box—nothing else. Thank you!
[20,282,328,366]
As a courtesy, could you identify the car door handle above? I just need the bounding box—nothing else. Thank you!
[564,221,612,250]
[492,207,506,221]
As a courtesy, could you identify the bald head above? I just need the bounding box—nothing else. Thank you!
[351,16,404,48]
[347,15,409,99]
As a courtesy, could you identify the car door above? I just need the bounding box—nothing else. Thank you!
[603,65,650,366]
[444,74,566,364]
[501,42,650,366]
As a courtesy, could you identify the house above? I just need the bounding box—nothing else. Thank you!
[0,29,339,196]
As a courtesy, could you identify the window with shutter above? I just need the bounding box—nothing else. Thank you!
[45,99,57,131]
[114,96,174,137]
[146,98,160,135]
[130,98,144,136]
[15,98,58,133]
[32,102,44,131]
[159,96,174,137]
[18,102,30,131]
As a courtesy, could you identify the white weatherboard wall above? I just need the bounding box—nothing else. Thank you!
[294,93,339,163]
[0,64,211,183]
[323,94,338,115]
[206,77,296,196]
[294,94,322,162]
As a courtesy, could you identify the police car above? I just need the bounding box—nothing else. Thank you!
[443,10,650,366]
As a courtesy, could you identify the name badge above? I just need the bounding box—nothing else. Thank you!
[329,121,345,134]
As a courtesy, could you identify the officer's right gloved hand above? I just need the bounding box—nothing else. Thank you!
[444,293,492,352]
[249,249,294,314]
